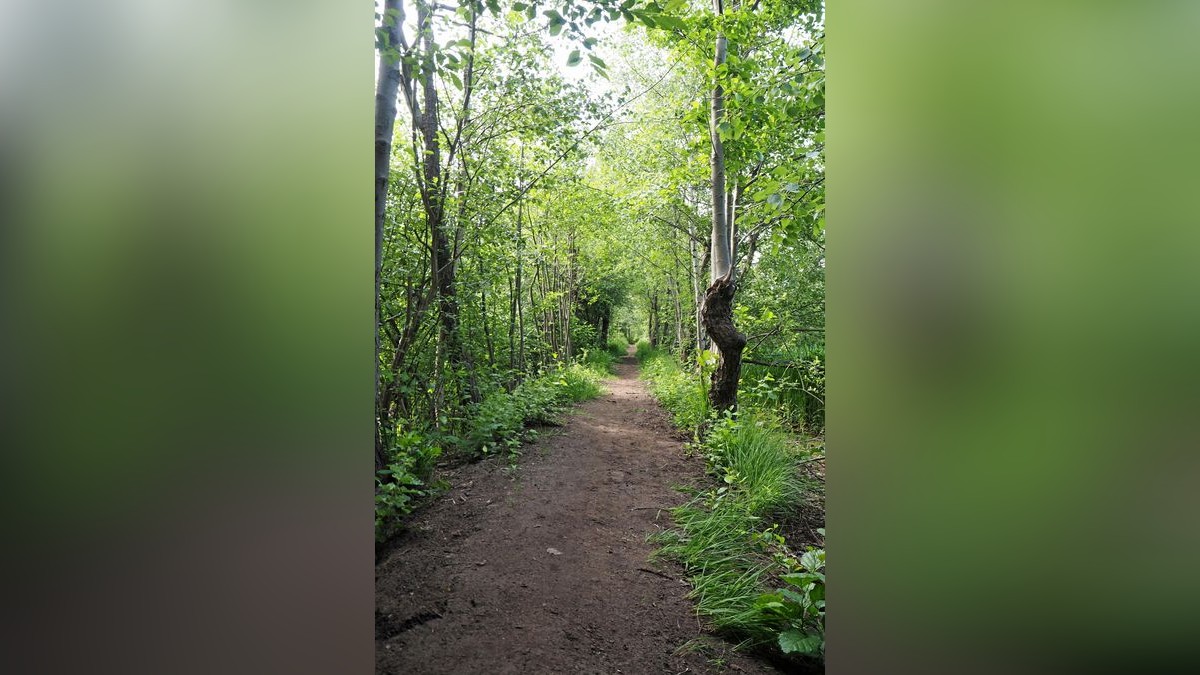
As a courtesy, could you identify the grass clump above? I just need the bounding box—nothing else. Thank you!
[638,347,709,431]
[706,415,805,514]
[639,348,825,665]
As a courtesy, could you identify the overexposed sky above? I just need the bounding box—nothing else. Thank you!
[374,0,645,103]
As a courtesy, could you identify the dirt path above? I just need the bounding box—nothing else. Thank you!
[375,353,780,675]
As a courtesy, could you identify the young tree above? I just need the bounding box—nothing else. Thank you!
[701,0,747,413]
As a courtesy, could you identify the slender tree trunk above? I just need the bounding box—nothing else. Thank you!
[728,183,739,258]
[516,210,526,373]
[530,263,541,370]
[741,231,759,281]
[508,274,516,371]
[690,235,707,353]
[374,0,405,471]
[416,0,478,415]
[703,0,746,413]
[672,277,684,358]
[480,256,495,366]
[709,36,731,283]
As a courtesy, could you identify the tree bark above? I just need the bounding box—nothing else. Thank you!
[709,22,731,283]
[374,0,405,471]
[703,0,746,413]
[702,274,746,412]
[416,0,478,413]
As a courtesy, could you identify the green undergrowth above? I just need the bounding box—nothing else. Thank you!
[606,336,629,357]
[640,346,826,666]
[637,347,709,431]
[468,361,604,455]
[740,341,825,434]
[376,357,609,542]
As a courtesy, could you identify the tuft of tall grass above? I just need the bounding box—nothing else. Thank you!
[706,415,805,515]
[640,349,820,662]
[638,348,709,431]
[557,362,603,402]
[653,499,780,641]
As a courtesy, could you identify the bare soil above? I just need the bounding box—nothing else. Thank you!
[375,354,782,674]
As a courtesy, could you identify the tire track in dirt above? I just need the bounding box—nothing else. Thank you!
[375,354,780,674]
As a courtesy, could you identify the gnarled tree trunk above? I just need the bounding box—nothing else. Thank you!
[702,274,746,412]
[703,0,746,414]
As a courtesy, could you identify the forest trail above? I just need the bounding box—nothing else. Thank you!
[375,351,780,674]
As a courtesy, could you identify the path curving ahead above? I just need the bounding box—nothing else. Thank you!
[375,353,779,674]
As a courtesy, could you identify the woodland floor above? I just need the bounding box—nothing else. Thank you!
[375,351,783,674]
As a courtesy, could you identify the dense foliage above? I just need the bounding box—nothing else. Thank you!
[374,0,825,663]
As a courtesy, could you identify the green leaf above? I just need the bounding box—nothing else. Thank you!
[588,54,607,69]
[512,1,528,10]
[779,631,823,655]
[766,193,783,208]
[653,15,688,31]
[566,49,582,67]
[549,21,564,36]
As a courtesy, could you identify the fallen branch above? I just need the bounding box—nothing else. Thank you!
[637,567,675,581]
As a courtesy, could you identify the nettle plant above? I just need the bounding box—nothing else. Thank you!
[755,539,825,658]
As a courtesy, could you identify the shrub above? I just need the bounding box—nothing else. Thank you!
[634,338,654,361]
[740,342,824,433]
[606,336,628,357]
[756,544,825,660]
[375,430,443,542]
[571,322,600,353]
[580,347,617,374]
[468,360,605,456]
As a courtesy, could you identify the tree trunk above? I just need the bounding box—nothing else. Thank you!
[508,274,516,371]
[704,0,745,413]
[702,275,746,412]
[672,277,684,359]
[690,235,707,353]
[417,0,478,413]
[374,0,405,471]
[709,29,731,283]
[480,256,495,366]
